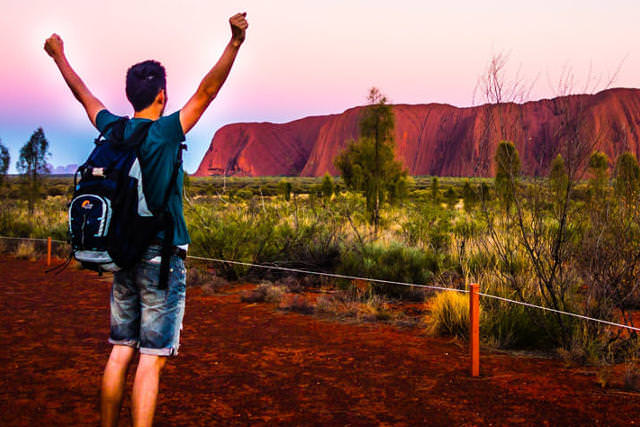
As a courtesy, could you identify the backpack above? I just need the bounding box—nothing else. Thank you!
[67,117,184,288]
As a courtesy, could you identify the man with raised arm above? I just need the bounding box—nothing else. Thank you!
[44,12,248,427]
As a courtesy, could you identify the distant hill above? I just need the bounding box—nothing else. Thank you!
[194,88,640,177]
[47,164,78,175]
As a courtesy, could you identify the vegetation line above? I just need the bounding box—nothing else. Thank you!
[2,232,639,332]
[478,292,640,332]
[187,254,465,293]
[0,235,66,244]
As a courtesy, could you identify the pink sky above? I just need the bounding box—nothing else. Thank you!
[1,0,638,173]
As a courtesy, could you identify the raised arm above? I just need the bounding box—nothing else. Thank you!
[179,12,248,134]
[44,34,105,127]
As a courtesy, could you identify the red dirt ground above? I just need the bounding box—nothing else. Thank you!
[1,255,639,426]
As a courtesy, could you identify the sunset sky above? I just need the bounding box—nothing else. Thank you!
[1,0,638,173]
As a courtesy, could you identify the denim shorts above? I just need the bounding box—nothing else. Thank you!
[109,245,187,356]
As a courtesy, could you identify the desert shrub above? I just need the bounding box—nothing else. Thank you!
[15,241,38,261]
[0,198,68,242]
[188,203,279,279]
[399,203,452,252]
[315,289,394,322]
[426,291,470,338]
[465,250,498,276]
[46,185,70,197]
[264,284,286,302]
[280,294,315,314]
[267,219,342,270]
[236,188,253,199]
[478,271,573,350]
[339,242,440,300]
[241,282,286,303]
[187,196,345,280]
[481,300,561,350]
[186,266,228,293]
[275,275,304,293]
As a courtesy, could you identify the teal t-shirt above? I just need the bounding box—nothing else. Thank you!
[96,109,190,246]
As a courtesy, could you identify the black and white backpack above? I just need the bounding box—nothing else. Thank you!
[67,117,183,287]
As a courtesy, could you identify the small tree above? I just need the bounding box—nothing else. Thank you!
[335,87,408,235]
[549,154,568,200]
[17,128,50,213]
[462,180,477,212]
[279,179,292,201]
[320,173,334,198]
[431,177,439,203]
[444,187,457,207]
[494,140,520,209]
[614,152,640,204]
[0,139,9,187]
[588,151,610,198]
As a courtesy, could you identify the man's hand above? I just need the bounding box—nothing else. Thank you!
[230,12,248,46]
[44,33,105,127]
[180,13,248,134]
[44,34,65,60]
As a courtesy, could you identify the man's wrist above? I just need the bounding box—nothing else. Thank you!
[53,53,67,65]
[229,38,243,49]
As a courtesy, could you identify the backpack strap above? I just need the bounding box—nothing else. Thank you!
[111,120,153,151]
[94,117,129,145]
[73,118,131,189]
[158,143,187,290]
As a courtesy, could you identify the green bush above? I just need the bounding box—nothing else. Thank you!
[478,274,574,350]
[339,242,440,299]
[187,199,343,280]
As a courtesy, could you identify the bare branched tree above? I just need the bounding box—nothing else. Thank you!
[474,54,632,349]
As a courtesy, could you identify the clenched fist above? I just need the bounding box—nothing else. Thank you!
[44,34,64,59]
[230,12,248,46]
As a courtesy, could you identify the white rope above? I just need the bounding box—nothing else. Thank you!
[0,236,67,244]
[187,255,467,293]
[1,234,638,333]
[479,292,640,332]
[188,255,640,333]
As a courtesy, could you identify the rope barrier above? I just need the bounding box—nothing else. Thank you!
[187,255,467,293]
[1,234,638,333]
[188,255,639,332]
[478,292,640,332]
[0,236,67,244]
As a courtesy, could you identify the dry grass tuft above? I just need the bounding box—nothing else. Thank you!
[187,267,229,295]
[15,241,38,261]
[241,282,287,303]
[275,275,304,293]
[315,290,395,322]
[280,294,315,314]
[426,291,471,339]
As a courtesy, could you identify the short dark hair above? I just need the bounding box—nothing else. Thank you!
[126,60,166,111]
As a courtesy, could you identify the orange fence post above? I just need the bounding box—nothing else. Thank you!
[47,237,52,267]
[470,283,480,377]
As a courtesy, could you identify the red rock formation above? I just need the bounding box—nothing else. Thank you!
[194,88,640,177]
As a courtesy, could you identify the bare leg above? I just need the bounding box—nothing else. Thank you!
[101,345,136,427]
[131,354,167,427]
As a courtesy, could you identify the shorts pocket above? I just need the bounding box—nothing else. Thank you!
[140,245,163,265]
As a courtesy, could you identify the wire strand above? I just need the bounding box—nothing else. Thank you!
[1,234,638,332]
[478,292,640,332]
[0,236,67,244]
[187,255,467,293]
